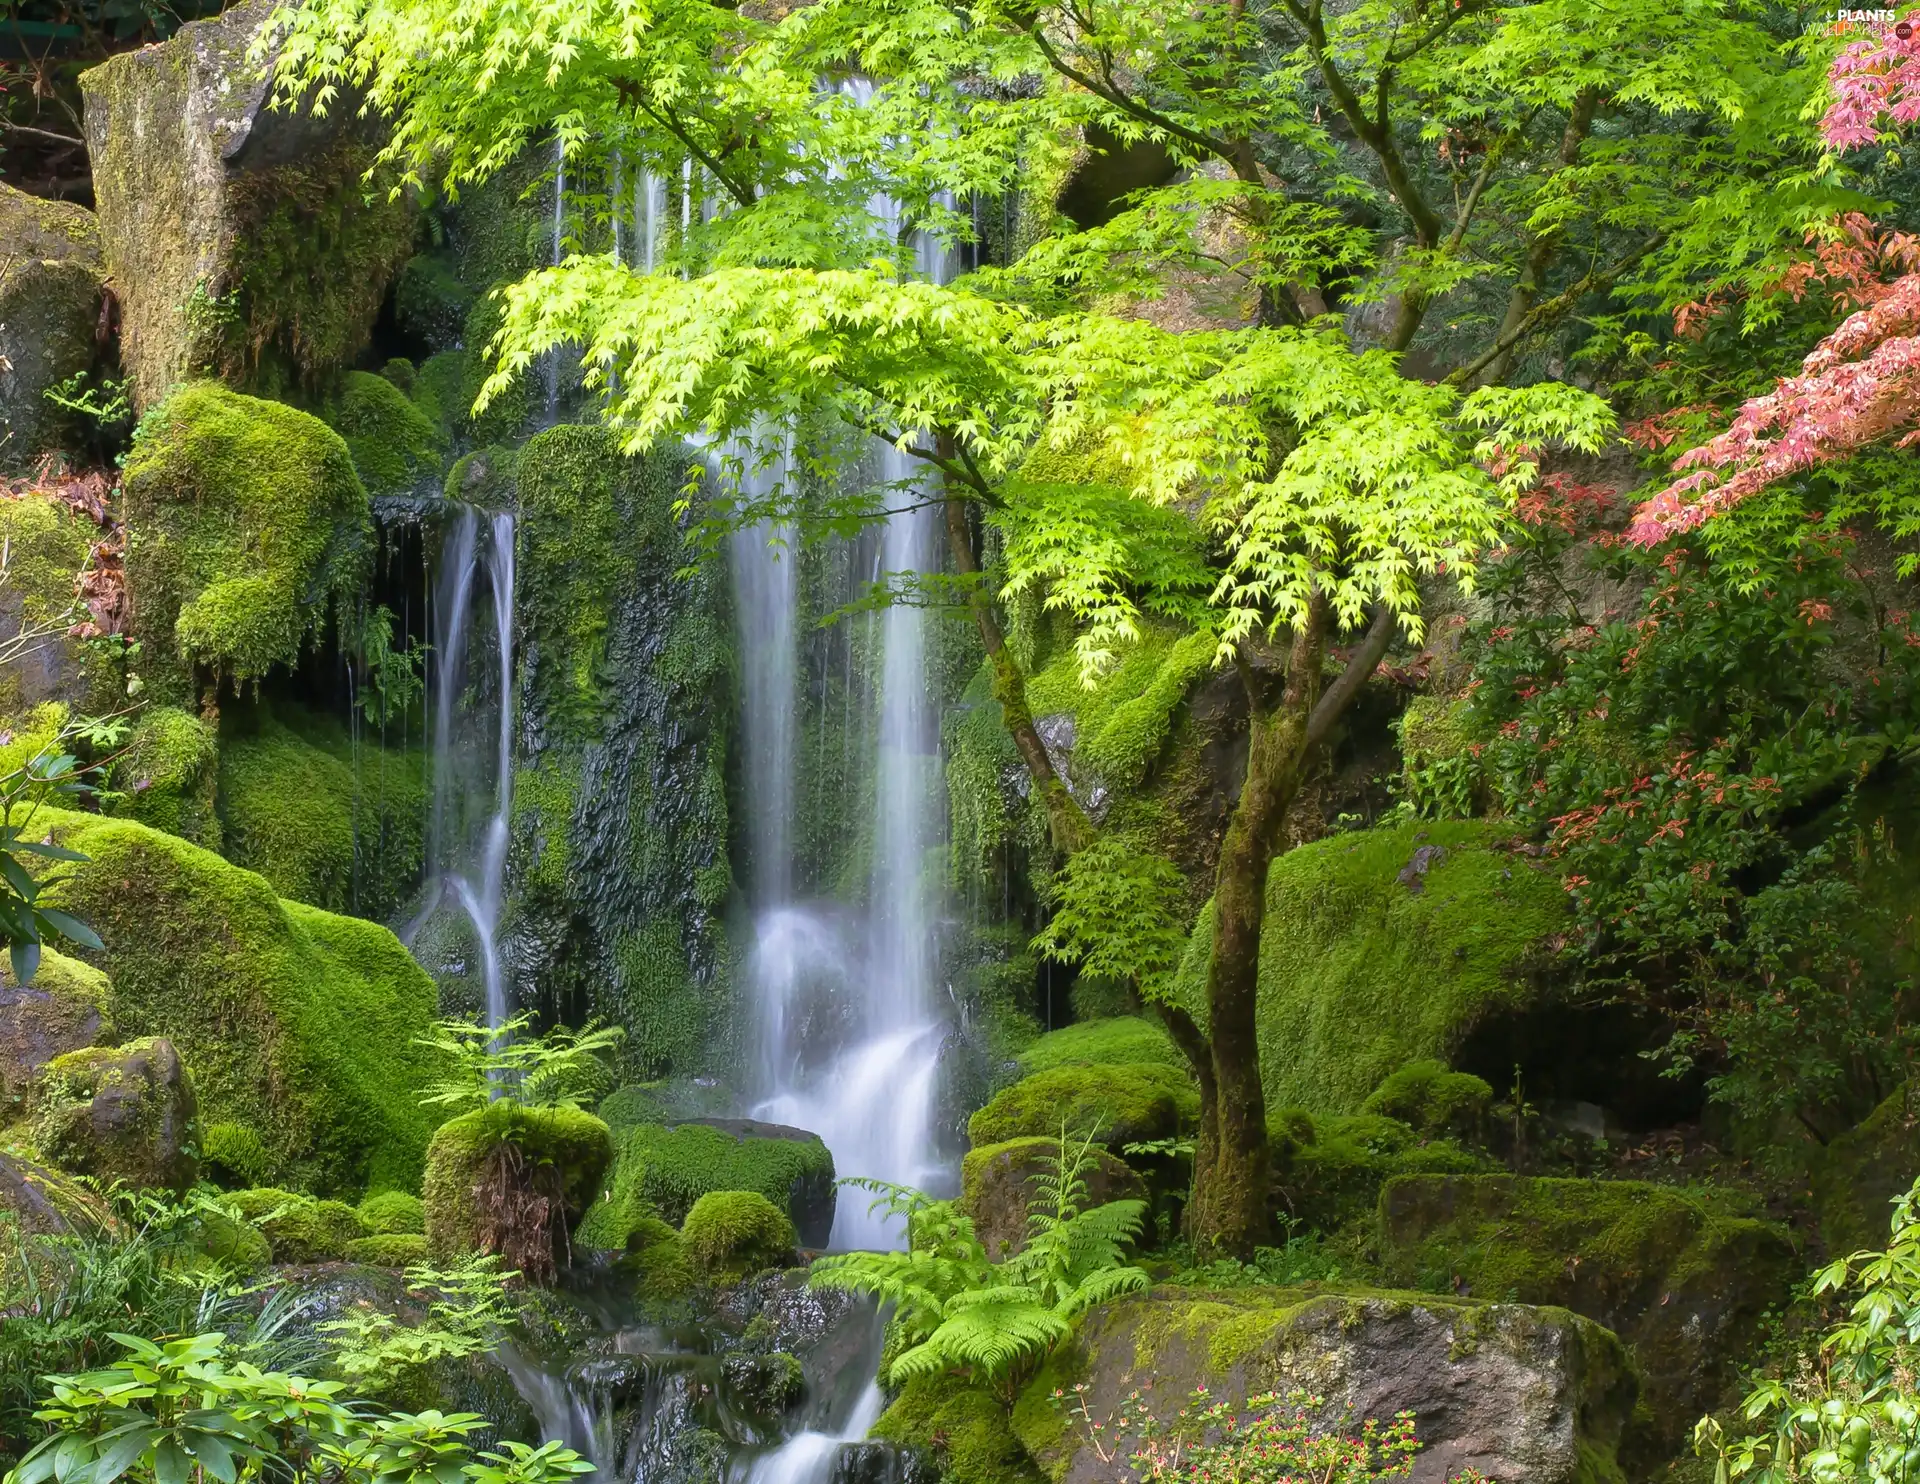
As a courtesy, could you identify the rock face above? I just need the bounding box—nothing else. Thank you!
[0,184,105,469]
[1377,1174,1797,1448]
[80,1,415,407]
[0,1150,102,1235]
[31,1035,199,1192]
[1012,1288,1638,1484]
[1816,1083,1920,1257]
[0,947,113,1116]
[962,1137,1148,1261]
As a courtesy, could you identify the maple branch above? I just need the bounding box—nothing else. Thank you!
[1306,604,1396,749]
[614,83,755,209]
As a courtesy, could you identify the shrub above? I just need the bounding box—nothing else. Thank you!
[680,1191,796,1283]
[358,1190,426,1236]
[1359,1060,1493,1140]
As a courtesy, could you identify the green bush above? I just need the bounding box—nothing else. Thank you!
[681,1191,796,1283]
[1014,1017,1185,1076]
[358,1190,426,1236]
[343,1233,432,1267]
[1359,1060,1493,1140]
[967,1063,1195,1148]
[223,1188,369,1263]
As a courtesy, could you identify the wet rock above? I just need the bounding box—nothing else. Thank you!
[30,1035,199,1192]
[1012,1287,1638,1484]
[0,947,113,1117]
[962,1137,1147,1261]
[0,184,105,468]
[831,1442,940,1484]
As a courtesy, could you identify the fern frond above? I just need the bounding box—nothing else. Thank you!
[1058,1264,1150,1317]
[920,1302,1070,1379]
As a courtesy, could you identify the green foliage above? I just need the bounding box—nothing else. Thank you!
[1016,1018,1186,1078]
[1023,627,1217,789]
[317,1255,516,1393]
[813,1132,1150,1405]
[221,1190,369,1264]
[120,384,371,690]
[110,709,220,850]
[679,1191,796,1283]
[343,1235,431,1268]
[0,736,106,986]
[968,1064,1196,1150]
[412,1014,624,1112]
[579,1119,834,1239]
[1360,1061,1493,1141]
[349,608,426,732]
[322,370,449,500]
[1032,838,1190,1007]
[1697,1177,1920,1484]
[358,1193,426,1237]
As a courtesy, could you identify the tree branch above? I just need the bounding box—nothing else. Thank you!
[1305,604,1396,749]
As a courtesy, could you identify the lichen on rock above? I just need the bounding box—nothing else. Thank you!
[0,184,105,469]
[30,1035,199,1193]
[0,947,113,1118]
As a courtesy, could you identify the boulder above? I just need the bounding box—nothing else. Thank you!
[80,2,415,407]
[1010,1288,1638,1484]
[1815,1083,1920,1258]
[0,184,105,468]
[0,496,106,715]
[681,1190,797,1283]
[0,1150,103,1236]
[1377,1174,1798,1449]
[423,1102,613,1278]
[967,1063,1195,1149]
[31,1035,199,1192]
[0,946,113,1116]
[962,1137,1148,1261]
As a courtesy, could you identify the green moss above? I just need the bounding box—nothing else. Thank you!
[1017,1017,1185,1077]
[608,1214,695,1300]
[110,706,220,847]
[201,1122,273,1188]
[582,1120,834,1241]
[37,806,445,1194]
[184,1208,271,1269]
[217,706,427,919]
[345,1232,431,1266]
[1359,1060,1493,1140]
[1175,820,1567,1114]
[322,369,449,499]
[393,254,474,354]
[1025,623,1216,789]
[120,384,371,691]
[225,1187,369,1262]
[359,1190,426,1236]
[1274,1109,1491,1233]
[680,1190,795,1282]
[873,1372,1044,1484]
[1816,1084,1920,1257]
[456,295,533,445]
[968,1064,1196,1149]
[0,495,113,713]
[409,351,471,443]
[422,1103,613,1259]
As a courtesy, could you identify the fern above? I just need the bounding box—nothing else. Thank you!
[810,1133,1149,1402]
[414,1014,625,1110]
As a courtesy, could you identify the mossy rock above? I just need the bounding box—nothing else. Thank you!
[120,383,371,690]
[0,946,113,1117]
[111,706,220,847]
[968,1064,1195,1150]
[201,1121,273,1188]
[1359,1060,1493,1142]
[0,184,105,467]
[422,1102,613,1263]
[322,369,449,499]
[873,1372,1044,1484]
[1023,621,1218,794]
[393,254,474,355]
[0,494,109,714]
[680,1190,796,1283]
[359,1189,426,1236]
[1175,820,1568,1115]
[1015,1017,1185,1077]
[345,1232,431,1267]
[1014,1286,1638,1484]
[1378,1173,1798,1449]
[1815,1083,1920,1258]
[0,1149,109,1237]
[611,1215,695,1301]
[181,1207,272,1270]
[1274,1110,1491,1234]
[225,1187,369,1262]
[79,2,415,407]
[962,1137,1148,1262]
[37,806,447,1194]
[31,1036,199,1193]
[580,1117,836,1249]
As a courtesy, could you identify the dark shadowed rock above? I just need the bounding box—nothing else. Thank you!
[0,947,113,1116]
[31,1035,199,1192]
[962,1136,1148,1261]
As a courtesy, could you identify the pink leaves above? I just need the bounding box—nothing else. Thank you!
[1824,15,1920,149]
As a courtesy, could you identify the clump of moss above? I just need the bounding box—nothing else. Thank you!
[120,384,371,691]
[1016,1017,1186,1077]
[225,1187,370,1263]
[182,1207,272,1270]
[201,1122,273,1189]
[1361,1060,1493,1141]
[32,1037,199,1193]
[322,369,449,499]
[359,1190,426,1236]
[39,806,447,1195]
[422,1102,613,1261]
[968,1063,1196,1149]
[1274,1109,1491,1233]
[580,1120,834,1245]
[681,1191,795,1282]
[1176,820,1568,1114]
[609,1214,695,1300]
[1026,625,1217,791]
[1815,1083,1920,1257]
[111,706,221,847]
[0,493,104,713]
[345,1232,431,1267]
[873,1372,1045,1484]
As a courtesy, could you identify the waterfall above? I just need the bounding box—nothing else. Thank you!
[408,508,519,1031]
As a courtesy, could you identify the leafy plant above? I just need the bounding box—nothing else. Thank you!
[350,607,425,731]
[412,1014,623,1111]
[811,1128,1149,1403]
[1696,1175,1920,1484]
[317,1256,517,1395]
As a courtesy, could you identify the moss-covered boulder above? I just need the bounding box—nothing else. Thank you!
[1177,820,1568,1114]
[1008,1288,1638,1484]
[1275,1111,1492,1234]
[423,1102,613,1272]
[200,1122,272,1188]
[182,1206,271,1269]
[0,184,105,468]
[681,1190,796,1283]
[345,1232,431,1267]
[31,1036,198,1192]
[79,2,415,408]
[38,806,446,1194]
[963,1137,1148,1261]
[1377,1174,1798,1447]
[1815,1084,1920,1258]
[968,1064,1195,1149]
[0,1150,105,1237]
[359,1190,426,1236]
[322,369,448,499]
[0,493,109,714]
[121,385,372,692]
[874,1374,1044,1484]
[225,1187,369,1263]
[1015,1016,1186,1077]
[579,1116,836,1249]
[1359,1060,1493,1140]
[111,706,221,847]
[0,947,112,1117]
[612,1214,695,1301]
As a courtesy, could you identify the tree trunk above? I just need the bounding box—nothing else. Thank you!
[944,492,1095,854]
[1156,1002,1218,1238]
